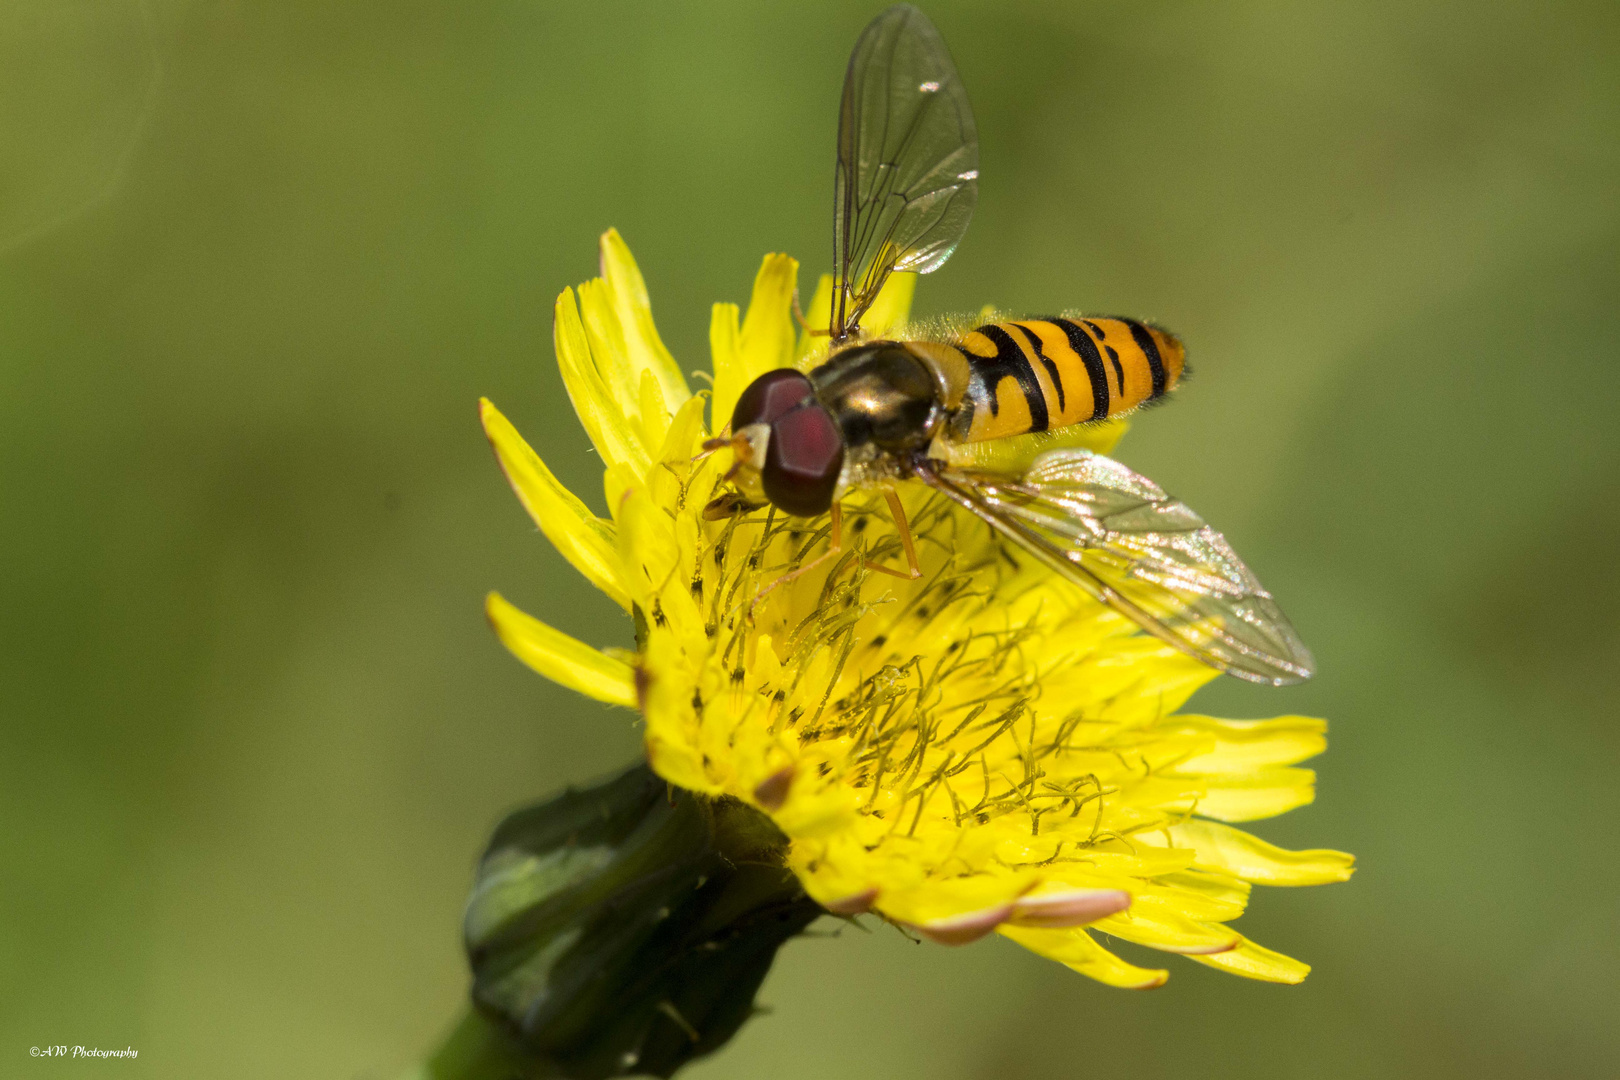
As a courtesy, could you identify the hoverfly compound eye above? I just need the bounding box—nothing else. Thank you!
[731,369,815,432]
[762,403,844,517]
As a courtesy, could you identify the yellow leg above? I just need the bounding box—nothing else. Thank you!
[792,289,830,338]
[748,503,848,619]
[746,492,922,619]
[874,488,926,579]
[859,489,923,580]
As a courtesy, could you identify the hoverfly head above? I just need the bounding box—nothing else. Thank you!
[728,369,844,518]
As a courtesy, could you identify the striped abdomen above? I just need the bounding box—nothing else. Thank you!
[910,317,1187,443]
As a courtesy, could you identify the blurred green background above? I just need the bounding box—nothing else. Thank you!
[3,1,1617,1077]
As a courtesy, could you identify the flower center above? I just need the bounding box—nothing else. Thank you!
[683,474,1134,849]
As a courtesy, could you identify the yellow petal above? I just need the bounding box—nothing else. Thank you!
[1168,819,1355,886]
[602,463,637,528]
[598,228,690,414]
[795,269,918,365]
[479,398,629,611]
[795,273,834,367]
[1195,767,1317,822]
[554,286,652,477]
[740,255,800,368]
[638,368,670,454]
[636,629,713,791]
[1092,907,1240,955]
[769,784,861,840]
[875,869,1036,928]
[861,270,917,338]
[1188,935,1311,983]
[657,391,709,468]
[485,592,635,708]
[577,278,642,426]
[712,254,799,432]
[615,484,684,623]
[1145,870,1250,921]
[644,729,720,796]
[999,925,1169,989]
[708,302,742,432]
[1170,715,1328,772]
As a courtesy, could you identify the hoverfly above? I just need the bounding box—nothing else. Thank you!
[712,4,1314,686]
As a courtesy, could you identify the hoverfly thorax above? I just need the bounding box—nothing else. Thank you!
[808,342,943,454]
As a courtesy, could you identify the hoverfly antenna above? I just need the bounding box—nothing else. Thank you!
[693,435,734,466]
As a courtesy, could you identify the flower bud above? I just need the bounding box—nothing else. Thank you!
[462,764,822,1079]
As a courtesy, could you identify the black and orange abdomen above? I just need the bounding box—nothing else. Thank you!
[912,317,1186,444]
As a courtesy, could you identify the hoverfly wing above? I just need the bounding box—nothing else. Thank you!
[832,4,979,340]
[918,450,1316,686]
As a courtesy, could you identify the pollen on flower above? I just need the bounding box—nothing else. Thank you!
[480,229,1353,989]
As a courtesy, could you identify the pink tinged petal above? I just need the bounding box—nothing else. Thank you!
[1008,889,1132,929]
[903,904,1016,946]
[822,889,879,916]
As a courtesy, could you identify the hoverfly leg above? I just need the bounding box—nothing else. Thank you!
[747,503,848,621]
[792,288,830,338]
[856,489,923,580]
[702,491,765,522]
[747,492,922,620]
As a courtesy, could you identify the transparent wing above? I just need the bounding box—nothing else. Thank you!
[917,449,1316,686]
[832,4,978,340]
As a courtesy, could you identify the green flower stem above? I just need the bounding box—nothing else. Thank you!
[404,1008,525,1080]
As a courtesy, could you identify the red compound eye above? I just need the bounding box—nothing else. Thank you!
[731,369,814,431]
[762,403,844,517]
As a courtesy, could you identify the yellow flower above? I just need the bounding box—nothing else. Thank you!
[481,229,1353,989]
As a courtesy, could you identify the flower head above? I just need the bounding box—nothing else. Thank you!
[482,229,1352,989]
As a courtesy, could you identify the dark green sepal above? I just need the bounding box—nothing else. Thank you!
[463,763,823,1079]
